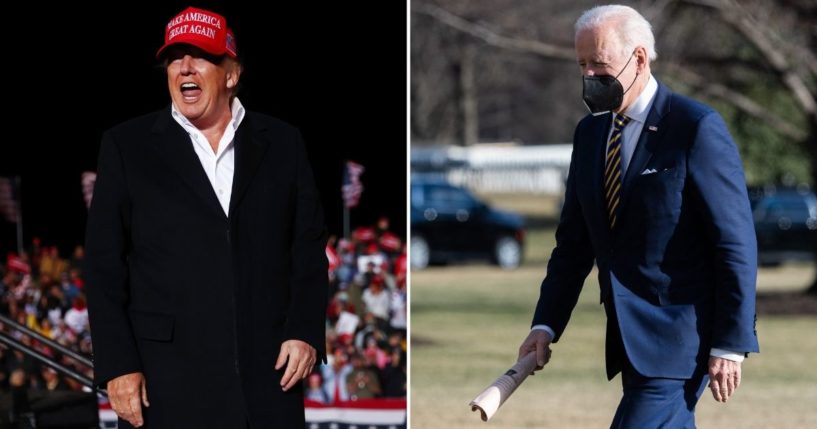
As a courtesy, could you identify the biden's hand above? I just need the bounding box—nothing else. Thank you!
[276,339,317,391]
[518,330,553,372]
[708,356,741,403]
[107,372,149,427]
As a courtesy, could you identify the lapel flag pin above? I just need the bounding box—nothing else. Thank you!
[648,126,658,132]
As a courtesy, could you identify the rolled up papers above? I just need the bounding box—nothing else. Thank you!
[469,352,539,421]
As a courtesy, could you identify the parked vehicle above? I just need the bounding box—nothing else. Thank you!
[410,180,525,270]
[751,187,817,266]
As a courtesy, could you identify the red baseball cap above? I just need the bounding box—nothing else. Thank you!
[156,7,237,59]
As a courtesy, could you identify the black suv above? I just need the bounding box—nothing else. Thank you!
[751,187,817,266]
[410,180,525,269]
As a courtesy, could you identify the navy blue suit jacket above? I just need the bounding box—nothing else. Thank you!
[532,81,759,380]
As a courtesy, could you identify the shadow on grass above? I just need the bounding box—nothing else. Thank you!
[410,336,436,347]
[756,291,817,315]
[411,300,533,316]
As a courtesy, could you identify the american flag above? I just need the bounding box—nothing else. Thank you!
[305,399,406,429]
[341,161,365,208]
[0,177,19,223]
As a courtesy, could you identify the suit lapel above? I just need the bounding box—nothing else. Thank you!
[151,107,227,221]
[229,113,270,218]
[618,82,672,220]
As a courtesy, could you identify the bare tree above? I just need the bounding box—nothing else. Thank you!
[411,0,598,145]
[676,0,817,293]
[411,0,817,291]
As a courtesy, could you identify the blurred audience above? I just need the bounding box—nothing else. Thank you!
[317,217,407,403]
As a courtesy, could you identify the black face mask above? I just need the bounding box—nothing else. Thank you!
[582,52,638,116]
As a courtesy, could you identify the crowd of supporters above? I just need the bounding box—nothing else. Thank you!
[0,239,91,393]
[311,217,407,402]
[0,217,406,402]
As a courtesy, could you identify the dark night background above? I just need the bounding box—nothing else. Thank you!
[0,2,406,255]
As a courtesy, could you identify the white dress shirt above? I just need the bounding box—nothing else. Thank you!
[170,98,246,216]
[608,74,657,172]
[533,75,744,363]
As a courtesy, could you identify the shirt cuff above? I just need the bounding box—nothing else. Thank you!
[710,348,745,362]
[531,324,555,341]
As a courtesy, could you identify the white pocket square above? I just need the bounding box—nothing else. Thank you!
[641,168,658,175]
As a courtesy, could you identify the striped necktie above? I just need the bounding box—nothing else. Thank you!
[604,115,632,228]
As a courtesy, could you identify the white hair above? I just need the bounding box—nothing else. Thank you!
[575,5,657,61]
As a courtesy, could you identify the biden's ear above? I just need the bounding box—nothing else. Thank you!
[634,46,649,74]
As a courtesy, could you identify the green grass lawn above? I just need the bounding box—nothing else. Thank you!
[410,227,817,428]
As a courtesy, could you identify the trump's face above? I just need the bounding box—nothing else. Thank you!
[165,45,241,128]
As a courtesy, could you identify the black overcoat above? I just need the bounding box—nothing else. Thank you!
[85,107,328,428]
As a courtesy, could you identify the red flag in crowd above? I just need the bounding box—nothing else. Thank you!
[326,243,340,273]
[341,161,365,208]
[82,172,97,209]
[0,177,19,223]
[6,253,30,274]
